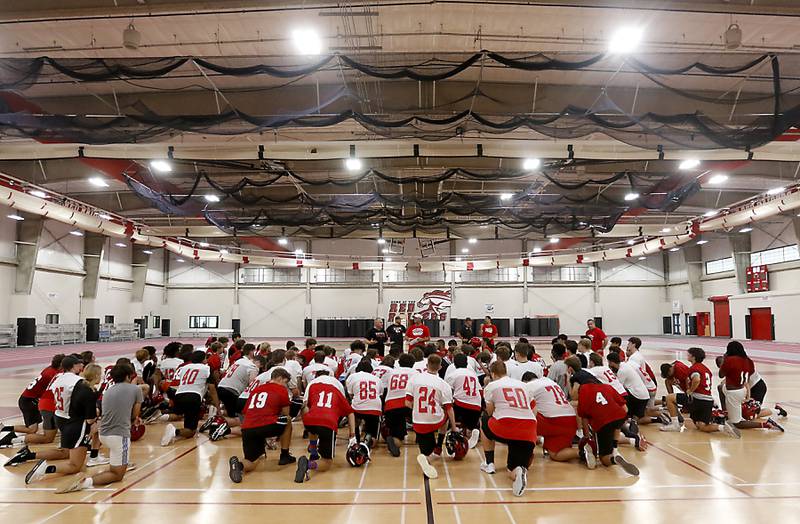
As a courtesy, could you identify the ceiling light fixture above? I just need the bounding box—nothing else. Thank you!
[292,28,323,55]
[149,160,172,173]
[523,158,541,170]
[69,230,83,237]
[219,249,229,255]
[377,238,386,245]
[204,194,220,202]
[624,192,639,201]
[114,242,127,248]
[278,237,288,246]
[455,256,462,262]
[345,158,363,171]
[739,227,753,233]
[199,242,209,248]
[669,247,680,252]
[626,239,635,245]
[468,238,477,244]
[703,210,718,217]
[608,27,644,54]
[97,213,112,220]
[29,190,47,198]
[7,214,24,221]
[550,237,560,244]
[142,249,153,255]
[89,177,109,188]
[678,159,700,170]
[382,248,389,254]
[532,247,542,254]
[384,257,393,262]
[294,248,304,255]
[176,258,185,263]
[660,227,671,233]
[638,256,647,261]
[766,186,785,196]
[499,193,513,201]
[696,240,708,245]
[708,174,728,184]
[461,248,469,254]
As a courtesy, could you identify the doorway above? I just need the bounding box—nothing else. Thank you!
[709,296,731,337]
[749,307,774,341]
[696,312,711,337]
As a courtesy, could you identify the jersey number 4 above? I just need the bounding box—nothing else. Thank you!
[595,392,608,405]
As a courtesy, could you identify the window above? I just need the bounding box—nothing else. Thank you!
[750,244,800,266]
[531,265,595,282]
[383,269,446,283]
[239,267,301,284]
[456,268,521,283]
[104,315,115,324]
[705,257,735,275]
[313,268,374,283]
[45,314,59,324]
[152,316,161,329]
[189,316,219,329]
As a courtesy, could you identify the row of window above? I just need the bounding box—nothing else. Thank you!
[705,244,800,275]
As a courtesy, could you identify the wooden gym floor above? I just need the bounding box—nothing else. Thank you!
[0,336,797,523]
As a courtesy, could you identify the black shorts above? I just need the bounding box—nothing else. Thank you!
[354,413,380,440]
[595,418,625,457]
[675,393,688,406]
[172,393,202,431]
[241,423,287,462]
[304,425,335,460]
[41,410,56,431]
[689,398,714,425]
[384,407,411,440]
[453,404,481,430]
[56,417,91,449]
[626,395,648,419]
[415,430,445,457]
[218,387,240,418]
[481,415,535,471]
[750,380,767,404]
[236,397,247,420]
[18,396,41,427]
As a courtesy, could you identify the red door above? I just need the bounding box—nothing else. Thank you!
[711,299,731,337]
[750,307,773,341]
[697,312,711,337]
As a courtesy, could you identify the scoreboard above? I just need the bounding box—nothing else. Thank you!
[745,265,769,292]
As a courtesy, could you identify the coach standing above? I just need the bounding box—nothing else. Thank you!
[365,318,388,357]
[585,319,608,355]
[386,317,406,356]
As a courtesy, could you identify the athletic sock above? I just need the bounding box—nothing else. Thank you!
[80,478,94,489]
[90,449,99,459]
[12,436,24,445]
[485,450,494,465]
[280,448,291,457]
[45,465,56,474]
[308,460,319,470]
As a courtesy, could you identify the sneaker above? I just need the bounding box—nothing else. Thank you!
[657,412,672,425]
[126,463,137,471]
[628,418,640,435]
[386,436,400,457]
[266,438,278,450]
[613,454,639,476]
[142,408,162,425]
[775,404,788,418]
[210,423,230,442]
[229,456,243,483]
[198,417,215,433]
[278,453,297,466]
[294,456,309,483]
[468,429,480,449]
[677,413,685,424]
[416,454,438,479]
[511,466,527,497]
[55,476,86,494]
[765,418,785,432]
[0,431,16,448]
[4,445,34,467]
[581,441,597,470]
[25,459,48,485]
[161,423,177,446]
[632,433,649,451]
[722,421,742,439]
[479,461,496,474]
[659,421,682,432]
[86,454,110,467]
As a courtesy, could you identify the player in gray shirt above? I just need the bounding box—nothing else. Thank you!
[548,343,570,398]
[55,363,142,494]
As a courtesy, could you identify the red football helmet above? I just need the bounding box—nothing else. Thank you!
[742,399,762,420]
[131,423,146,442]
[445,430,469,460]
[469,337,482,350]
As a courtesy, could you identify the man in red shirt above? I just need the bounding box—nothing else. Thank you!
[480,316,498,348]
[573,372,638,475]
[407,316,430,352]
[295,370,356,483]
[206,342,224,383]
[228,368,295,483]
[299,338,317,369]
[585,319,607,355]
[658,360,690,431]
[0,354,65,447]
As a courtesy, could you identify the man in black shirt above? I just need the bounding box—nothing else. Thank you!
[459,317,475,343]
[365,318,388,356]
[386,317,406,355]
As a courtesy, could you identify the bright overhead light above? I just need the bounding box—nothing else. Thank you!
[98,213,112,220]
[292,28,323,55]
[669,247,680,252]
[382,248,389,254]
[29,190,47,198]
[678,159,701,171]
[626,239,635,245]
[532,247,542,254]
[461,248,469,254]
[278,237,288,246]
[7,214,24,221]
[345,158,362,171]
[149,160,172,173]
[204,194,220,202]
[608,27,644,54]
[696,240,708,245]
[660,227,671,233]
[468,238,477,244]
[549,237,560,244]
[703,210,718,217]
[523,158,541,170]
[89,177,109,188]
[69,230,83,237]
[455,256,463,262]
[384,257,393,262]
[142,249,153,255]
[708,174,728,184]
[638,256,647,261]
[500,193,513,201]
[624,192,639,201]
[198,242,209,248]
[176,258,185,263]
[739,227,753,233]
[377,237,386,245]
[114,242,127,248]
[766,186,785,196]
[219,249,229,255]
[294,248,304,255]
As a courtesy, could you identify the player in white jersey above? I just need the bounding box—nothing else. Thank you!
[508,343,544,382]
[161,351,219,446]
[625,337,659,412]
[345,359,384,446]
[444,353,482,448]
[586,352,627,396]
[322,346,339,377]
[383,354,416,457]
[302,352,331,390]
[342,341,365,378]
[606,353,650,450]
[155,342,183,393]
[405,354,457,479]
[372,355,395,393]
[480,361,537,497]
[283,350,304,387]
[521,369,581,463]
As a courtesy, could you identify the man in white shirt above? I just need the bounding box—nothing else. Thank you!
[509,343,543,382]
[405,354,457,480]
[607,352,651,451]
[162,351,220,446]
[345,360,384,446]
[444,354,482,448]
[302,352,331,391]
[343,341,365,379]
[383,354,416,457]
[283,351,304,390]
[371,355,395,392]
[625,337,658,408]
[522,370,581,464]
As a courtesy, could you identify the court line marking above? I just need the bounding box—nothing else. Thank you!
[401,447,408,524]
[665,443,749,484]
[475,448,518,524]
[423,475,435,524]
[35,488,96,524]
[648,442,752,497]
[346,459,370,523]
[0,500,419,506]
[0,487,420,493]
[436,484,714,492]
[441,453,461,524]
[436,495,800,505]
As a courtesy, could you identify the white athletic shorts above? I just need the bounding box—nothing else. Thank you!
[724,386,747,424]
[100,434,131,467]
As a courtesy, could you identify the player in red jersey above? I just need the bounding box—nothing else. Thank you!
[683,347,740,437]
[294,370,356,483]
[228,368,296,483]
[479,361,537,496]
[718,341,784,432]
[407,315,431,352]
[298,338,317,369]
[572,371,639,475]
[0,354,64,448]
[480,316,498,345]
[406,354,458,479]
[658,359,690,431]
[383,354,416,457]
[585,319,608,355]
[206,342,224,383]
